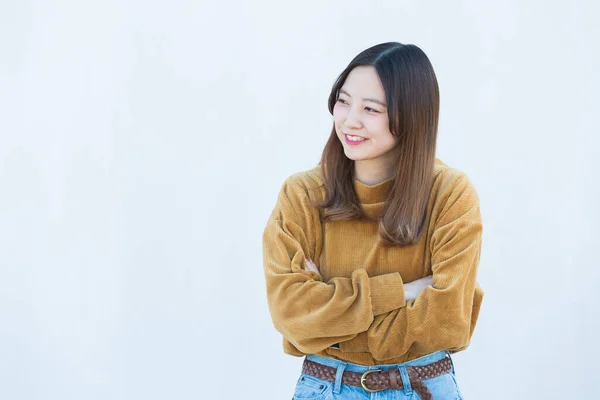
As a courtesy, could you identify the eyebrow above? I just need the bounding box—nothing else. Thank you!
[338,89,387,107]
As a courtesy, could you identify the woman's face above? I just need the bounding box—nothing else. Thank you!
[333,66,399,166]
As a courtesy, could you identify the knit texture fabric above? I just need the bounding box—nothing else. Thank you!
[262,158,484,366]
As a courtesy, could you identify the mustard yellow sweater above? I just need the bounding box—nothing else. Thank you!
[262,158,484,366]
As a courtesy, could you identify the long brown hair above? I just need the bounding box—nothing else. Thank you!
[313,42,440,247]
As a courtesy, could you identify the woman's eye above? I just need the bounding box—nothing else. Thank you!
[365,107,380,113]
[336,99,348,104]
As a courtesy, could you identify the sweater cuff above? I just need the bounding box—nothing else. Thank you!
[369,272,406,315]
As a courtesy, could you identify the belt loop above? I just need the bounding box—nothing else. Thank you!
[333,361,348,394]
[398,366,412,395]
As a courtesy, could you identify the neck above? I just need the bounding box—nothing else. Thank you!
[353,143,401,186]
[354,160,396,186]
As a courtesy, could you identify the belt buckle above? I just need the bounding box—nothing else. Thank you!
[360,369,384,393]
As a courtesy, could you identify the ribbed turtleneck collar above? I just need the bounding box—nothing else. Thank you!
[353,177,394,204]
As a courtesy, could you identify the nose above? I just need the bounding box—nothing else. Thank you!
[343,107,362,130]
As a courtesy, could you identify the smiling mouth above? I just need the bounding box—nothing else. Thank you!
[344,134,369,146]
[345,134,367,142]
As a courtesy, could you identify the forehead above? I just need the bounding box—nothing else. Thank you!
[340,66,385,97]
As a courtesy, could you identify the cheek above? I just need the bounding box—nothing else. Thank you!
[332,108,345,129]
[367,117,391,138]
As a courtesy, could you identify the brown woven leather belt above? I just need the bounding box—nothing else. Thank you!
[301,355,453,400]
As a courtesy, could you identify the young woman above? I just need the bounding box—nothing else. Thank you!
[262,42,483,400]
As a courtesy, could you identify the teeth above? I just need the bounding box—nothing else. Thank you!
[347,135,366,142]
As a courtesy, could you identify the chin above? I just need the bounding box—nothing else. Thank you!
[343,149,366,161]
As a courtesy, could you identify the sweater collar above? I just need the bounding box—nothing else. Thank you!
[353,177,394,204]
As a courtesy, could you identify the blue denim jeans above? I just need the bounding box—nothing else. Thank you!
[292,350,463,399]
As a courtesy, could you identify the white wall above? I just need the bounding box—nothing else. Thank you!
[1,1,598,399]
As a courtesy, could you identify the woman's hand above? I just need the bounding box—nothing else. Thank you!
[403,275,433,301]
[305,259,320,274]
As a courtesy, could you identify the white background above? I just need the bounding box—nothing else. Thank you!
[1,1,598,399]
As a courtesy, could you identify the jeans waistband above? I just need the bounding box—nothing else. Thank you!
[305,350,451,374]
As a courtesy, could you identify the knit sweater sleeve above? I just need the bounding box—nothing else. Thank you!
[262,176,406,355]
[339,171,484,360]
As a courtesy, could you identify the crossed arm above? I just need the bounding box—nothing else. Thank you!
[263,173,483,361]
[306,259,433,352]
